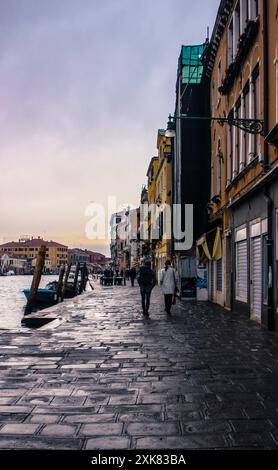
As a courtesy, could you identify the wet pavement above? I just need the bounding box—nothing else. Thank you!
[0,284,278,449]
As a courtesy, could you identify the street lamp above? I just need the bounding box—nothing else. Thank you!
[165,113,264,137]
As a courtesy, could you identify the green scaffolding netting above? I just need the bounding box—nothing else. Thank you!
[180,44,205,84]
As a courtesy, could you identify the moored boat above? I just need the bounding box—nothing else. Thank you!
[23,281,58,305]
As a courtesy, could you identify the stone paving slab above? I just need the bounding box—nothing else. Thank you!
[0,284,278,449]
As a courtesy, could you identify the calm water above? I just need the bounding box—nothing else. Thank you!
[0,275,58,329]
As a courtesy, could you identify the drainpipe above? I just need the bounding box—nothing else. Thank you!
[263,0,269,171]
[230,211,234,313]
[170,136,175,258]
[265,187,274,331]
[263,0,274,330]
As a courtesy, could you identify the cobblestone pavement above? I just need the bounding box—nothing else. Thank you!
[1,284,278,450]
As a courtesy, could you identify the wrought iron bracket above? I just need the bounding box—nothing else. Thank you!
[215,117,264,135]
[168,114,264,135]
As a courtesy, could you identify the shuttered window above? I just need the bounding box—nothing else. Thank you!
[236,240,248,302]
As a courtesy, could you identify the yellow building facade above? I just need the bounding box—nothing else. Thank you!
[153,130,172,273]
[0,238,68,269]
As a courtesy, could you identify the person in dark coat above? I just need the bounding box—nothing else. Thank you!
[137,260,156,316]
[129,267,137,287]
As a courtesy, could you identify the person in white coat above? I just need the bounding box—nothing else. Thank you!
[160,260,178,314]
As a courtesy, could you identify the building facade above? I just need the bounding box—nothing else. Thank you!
[202,0,278,330]
[110,209,140,271]
[153,130,172,274]
[0,237,68,269]
[87,251,107,267]
[172,43,211,298]
[0,254,28,274]
[68,249,91,265]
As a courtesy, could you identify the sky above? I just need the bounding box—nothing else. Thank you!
[0,0,220,255]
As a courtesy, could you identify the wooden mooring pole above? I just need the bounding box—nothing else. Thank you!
[73,262,80,295]
[61,263,72,301]
[79,263,88,294]
[24,245,46,316]
[57,264,66,302]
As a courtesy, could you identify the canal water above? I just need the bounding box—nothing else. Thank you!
[0,275,58,329]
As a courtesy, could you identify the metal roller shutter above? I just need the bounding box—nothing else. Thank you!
[216,259,222,292]
[236,240,248,302]
[252,236,262,320]
[210,261,214,299]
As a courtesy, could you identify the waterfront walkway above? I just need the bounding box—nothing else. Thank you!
[1,284,278,450]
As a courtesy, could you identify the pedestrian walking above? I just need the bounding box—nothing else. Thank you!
[160,260,178,315]
[129,266,137,287]
[137,260,156,316]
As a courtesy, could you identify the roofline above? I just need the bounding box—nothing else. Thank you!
[203,0,233,78]
[0,239,68,248]
[157,129,166,149]
[146,156,159,177]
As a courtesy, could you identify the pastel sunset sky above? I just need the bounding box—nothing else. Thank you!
[0,0,220,255]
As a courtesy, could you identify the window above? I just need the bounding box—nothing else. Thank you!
[217,155,221,195]
[216,141,222,195]
[249,0,259,20]
[227,1,257,66]
[242,82,251,165]
[229,69,259,174]
[210,161,214,198]
[211,81,215,116]
[234,2,240,56]
[228,18,234,65]
[227,123,233,184]
[240,0,249,34]
[217,61,221,104]
[233,101,241,175]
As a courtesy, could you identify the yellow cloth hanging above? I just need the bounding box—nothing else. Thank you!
[196,246,200,259]
[212,227,222,260]
[202,238,212,260]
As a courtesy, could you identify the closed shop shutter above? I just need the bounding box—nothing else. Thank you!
[236,240,247,302]
[210,261,214,298]
[216,259,222,292]
[252,236,262,319]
